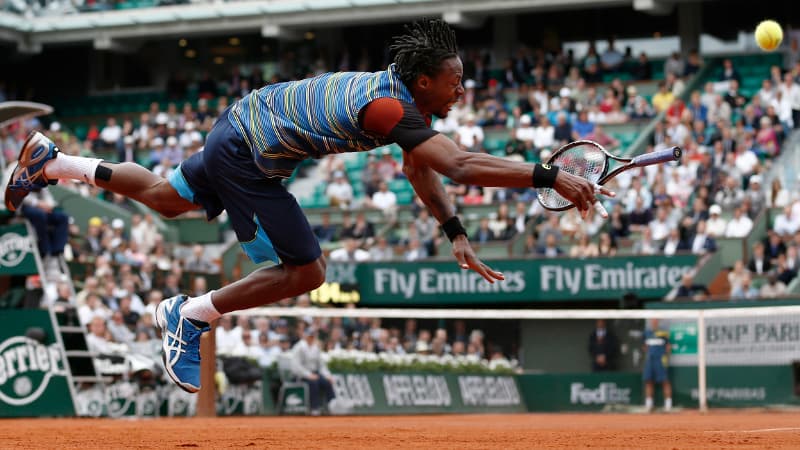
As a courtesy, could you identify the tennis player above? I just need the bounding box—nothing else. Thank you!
[5,19,611,392]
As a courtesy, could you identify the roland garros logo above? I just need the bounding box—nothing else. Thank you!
[0,233,33,268]
[0,336,67,406]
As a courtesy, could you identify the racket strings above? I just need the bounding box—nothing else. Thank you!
[538,144,606,209]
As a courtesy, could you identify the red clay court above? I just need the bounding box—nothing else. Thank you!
[2,412,800,449]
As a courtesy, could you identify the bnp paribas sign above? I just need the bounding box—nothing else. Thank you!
[0,223,38,276]
[0,310,74,417]
[342,255,697,305]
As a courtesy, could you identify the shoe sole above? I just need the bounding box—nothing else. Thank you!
[4,131,38,212]
[156,297,200,394]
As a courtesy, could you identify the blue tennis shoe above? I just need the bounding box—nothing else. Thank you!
[4,131,60,212]
[155,294,209,393]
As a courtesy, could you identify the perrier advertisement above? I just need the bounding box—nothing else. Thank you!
[0,310,74,417]
[0,223,38,276]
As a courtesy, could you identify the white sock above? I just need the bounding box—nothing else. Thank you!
[44,154,103,185]
[664,398,672,410]
[645,397,653,409]
[180,290,221,324]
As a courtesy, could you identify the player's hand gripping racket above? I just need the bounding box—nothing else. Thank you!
[537,140,682,213]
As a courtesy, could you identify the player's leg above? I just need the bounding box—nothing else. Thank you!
[644,381,654,411]
[662,380,673,411]
[5,130,198,217]
[154,112,326,392]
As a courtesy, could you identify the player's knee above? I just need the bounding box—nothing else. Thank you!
[293,257,326,292]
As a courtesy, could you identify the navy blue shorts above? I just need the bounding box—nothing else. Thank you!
[642,357,668,383]
[168,109,321,266]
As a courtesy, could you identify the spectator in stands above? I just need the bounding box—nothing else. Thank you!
[663,52,684,79]
[346,212,375,247]
[633,227,658,255]
[715,175,745,212]
[326,171,354,209]
[774,204,799,237]
[216,315,243,356]
[99,117,122,151]
[533,115,555,151]
[651,80,674,113]
[731,273,759,300]
[675,272,709,301]
[375,148,402,182]
[780,72,800,129]
[648,207,671,242]
[290,327,336,416]
[760,274,787,298]
[572,109,594,139]
[776,252,798,285]
[474,217,496,244]
[764,231,786,263]
[488,204,512,240]
[366,181,397,216]
[108,310,135,345]
[553,111,572,146]
[329,237,370,262]
[570,232,599,259]
[661,228,687,256]
[312,212,338,244]
[720,59,741,83]
[727,260,749,295]
[185,244,217,273]
[454,113,484,152]
[689,221,716,255]
[748,242,772,275]
[537,234,564,258]
[415,208,439,255]
[78,293,110,326]
[725,206,753,238]
[404,239,428,261]
[743,175,766,218]
[600,38,624,72]
[512,201,532,235]
[583,124,619,149]
[368,236,394,261]
[724,80,748,114]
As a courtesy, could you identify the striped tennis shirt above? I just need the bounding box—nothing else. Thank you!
[229,64,415,179]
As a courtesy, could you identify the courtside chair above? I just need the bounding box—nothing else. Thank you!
[275,353,310,416]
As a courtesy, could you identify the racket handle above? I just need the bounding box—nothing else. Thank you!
[631,146,682,167]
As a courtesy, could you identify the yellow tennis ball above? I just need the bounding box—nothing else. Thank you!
[755,20,783,52]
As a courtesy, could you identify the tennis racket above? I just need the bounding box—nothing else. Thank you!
[537,140,681,211]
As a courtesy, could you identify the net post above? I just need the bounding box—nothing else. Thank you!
[197,323,217,417]
[697,310,708,413]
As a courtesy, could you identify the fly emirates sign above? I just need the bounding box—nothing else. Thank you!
[357,256,697,304]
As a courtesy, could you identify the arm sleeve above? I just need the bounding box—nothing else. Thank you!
[361,97,439,151]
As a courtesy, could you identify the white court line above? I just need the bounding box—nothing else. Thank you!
[705,427,800,433]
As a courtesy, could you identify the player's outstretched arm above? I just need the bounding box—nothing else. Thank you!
[409,134,613,218]
[402,148,504,283]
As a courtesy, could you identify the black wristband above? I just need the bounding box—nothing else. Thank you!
[441,216,467,242]
[532,163,559,188]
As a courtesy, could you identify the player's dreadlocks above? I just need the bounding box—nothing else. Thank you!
[391,19,459,86]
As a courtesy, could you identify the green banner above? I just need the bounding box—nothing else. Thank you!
[0,310,74,417]
[670,366,800,407]
[0,224,38,276]
[319,255,698,305]
[273,372,525,415]
[519,372,643,412]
